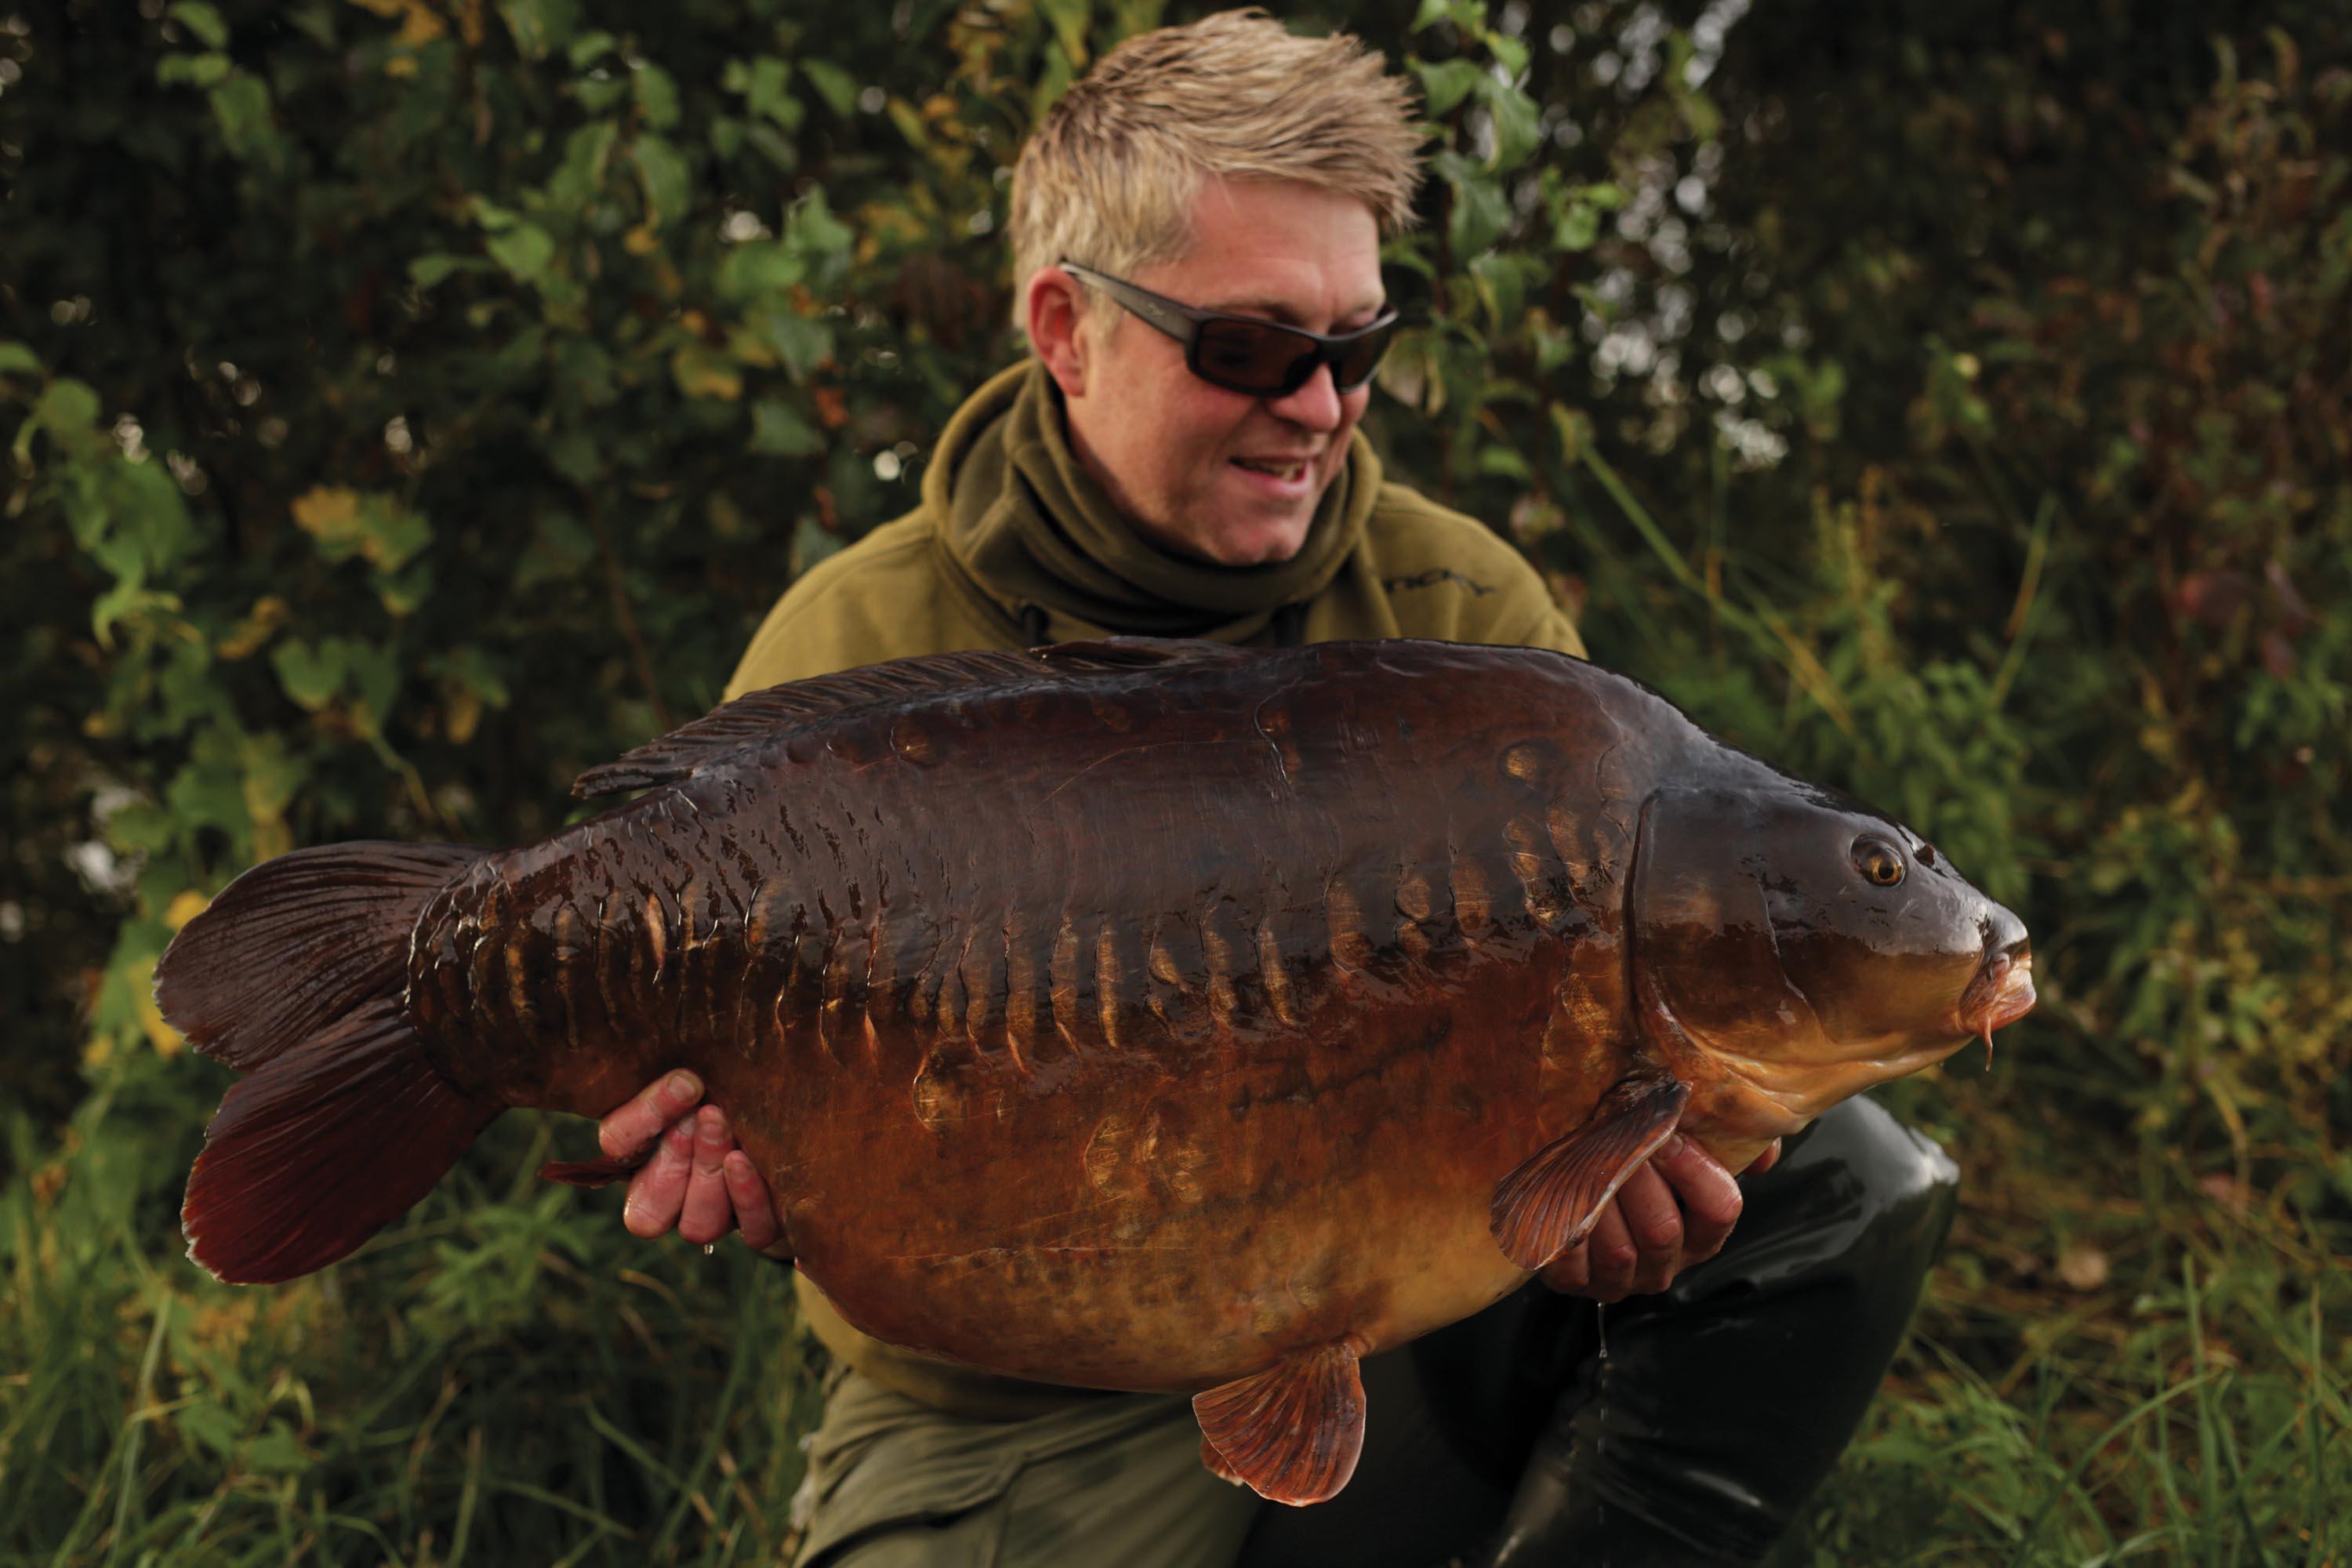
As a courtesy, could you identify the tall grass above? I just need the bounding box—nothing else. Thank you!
[2,1093,821,1566]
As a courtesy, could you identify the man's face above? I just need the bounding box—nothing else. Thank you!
[1047,179,1386,568]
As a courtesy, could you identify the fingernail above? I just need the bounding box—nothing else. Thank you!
[666,1070,700,1102]
[1660,1134,1686,1159]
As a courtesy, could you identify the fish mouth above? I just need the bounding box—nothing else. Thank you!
[1955,947,2036,1065]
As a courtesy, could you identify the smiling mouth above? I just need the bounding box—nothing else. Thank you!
[1231,458,1311,481]
[1956,949,2036,1065]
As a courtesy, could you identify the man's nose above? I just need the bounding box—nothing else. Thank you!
[1265,362,1345,430]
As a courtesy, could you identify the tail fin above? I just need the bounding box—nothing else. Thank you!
[157,842,501,1284]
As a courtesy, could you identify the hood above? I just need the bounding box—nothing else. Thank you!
[926,361,1381,641]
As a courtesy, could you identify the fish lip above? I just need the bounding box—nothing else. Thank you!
[1956,948,2037,1039]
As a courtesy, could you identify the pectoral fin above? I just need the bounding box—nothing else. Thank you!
[1192,1338,1367,1506]
[1490,1073,1690,1270]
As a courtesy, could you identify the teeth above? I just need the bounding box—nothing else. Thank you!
[1236,459,1304,479]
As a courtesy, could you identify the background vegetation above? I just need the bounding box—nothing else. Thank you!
[4,0,2346,1561]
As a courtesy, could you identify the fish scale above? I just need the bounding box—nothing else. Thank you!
[155,636,2035,1509]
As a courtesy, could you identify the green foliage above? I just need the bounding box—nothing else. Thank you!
[2,0,2346,1562]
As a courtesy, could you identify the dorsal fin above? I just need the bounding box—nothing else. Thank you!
[571,637,1250,797]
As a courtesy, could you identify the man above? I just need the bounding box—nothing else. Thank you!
[593,13,1959,1565]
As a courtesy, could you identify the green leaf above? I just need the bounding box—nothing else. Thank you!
[565,28,616,68]
[514,508,594,590]
[271,639,343,711]
[633,134,691,227]
[243,1421,311,1475]
[1036,0,1089,67]
[1475,442,1531,481]
[0,341,37,376]
[800,59,858,118]
[496,0,577,60]
[156,52,233,88]
[785,191,853,259]
[167,0,230,48]
[543,428,601,488]
[32,377,103,435]
[1555,201,1601,252]
[546,120,619,209]
[576,74,628,114]
[752,312,834,383]
[732,55,801,131]
[408,252,486,288]
[633,63,681,130]
[1411,0,1484,32]
[340,639,401,722]
[486,223,557,283]
[751,400,824,457]
[207,74,276,165]
[670,343,742,401]
[716,241,808,302]
[1437,152,1511,258]
[467,194,521,232]
[1482,78,1541,172]
[1411,59,1483,118]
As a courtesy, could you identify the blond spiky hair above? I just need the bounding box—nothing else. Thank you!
[1006,9,1425,329]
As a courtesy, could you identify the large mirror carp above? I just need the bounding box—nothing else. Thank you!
[156,637,2034,1506]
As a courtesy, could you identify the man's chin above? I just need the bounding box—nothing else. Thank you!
[1189,499,1319,567]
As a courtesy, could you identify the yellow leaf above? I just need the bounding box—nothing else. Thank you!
[132,957,184,1058]
[446,686,483,745]
[216,593,290,660]
[347,0,404,15]
[395,3,445,46]
[671,345,743,401]
[165,890,210,931]
[623,223,661,256]
[292,485,362,542]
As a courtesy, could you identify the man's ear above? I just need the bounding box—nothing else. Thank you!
[1026,266,1091,398]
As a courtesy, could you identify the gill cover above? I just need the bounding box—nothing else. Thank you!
[1630,775,2020,1129]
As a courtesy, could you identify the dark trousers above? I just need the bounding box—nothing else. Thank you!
[1234,1094,1961,1567]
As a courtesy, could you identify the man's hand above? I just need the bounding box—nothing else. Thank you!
[597,1071,792,1259]
[1536,1135,1782,1302]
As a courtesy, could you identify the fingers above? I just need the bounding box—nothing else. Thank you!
[676,1106,736,1246]
[1741,1138,1784,1178]
[622,1117,697,1239]
[600,1069,704,1159]
[1652,1134,1745,1265]
[1582,1196,1640,1302]
[1537,1239,1591,1296]
[1613,1161,1686,1295]
[726,1151,791,1258]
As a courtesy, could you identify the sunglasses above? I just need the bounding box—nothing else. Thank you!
[1058,260,1402,399]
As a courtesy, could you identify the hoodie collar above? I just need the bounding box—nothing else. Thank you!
[928,360,1378,641]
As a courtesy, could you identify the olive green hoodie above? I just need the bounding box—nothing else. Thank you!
[725,360,1582,700]
[725,359,1584,1418]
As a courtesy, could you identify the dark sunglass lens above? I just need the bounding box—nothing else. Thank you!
[1195,318,1314,394]
[1333,319,1401,393]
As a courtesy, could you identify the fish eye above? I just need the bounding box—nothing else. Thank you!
[1851,837,1906,888]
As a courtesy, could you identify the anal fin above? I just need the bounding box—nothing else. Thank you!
[1192,1338,1367,1507]
[1490,1073,1690,1271]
